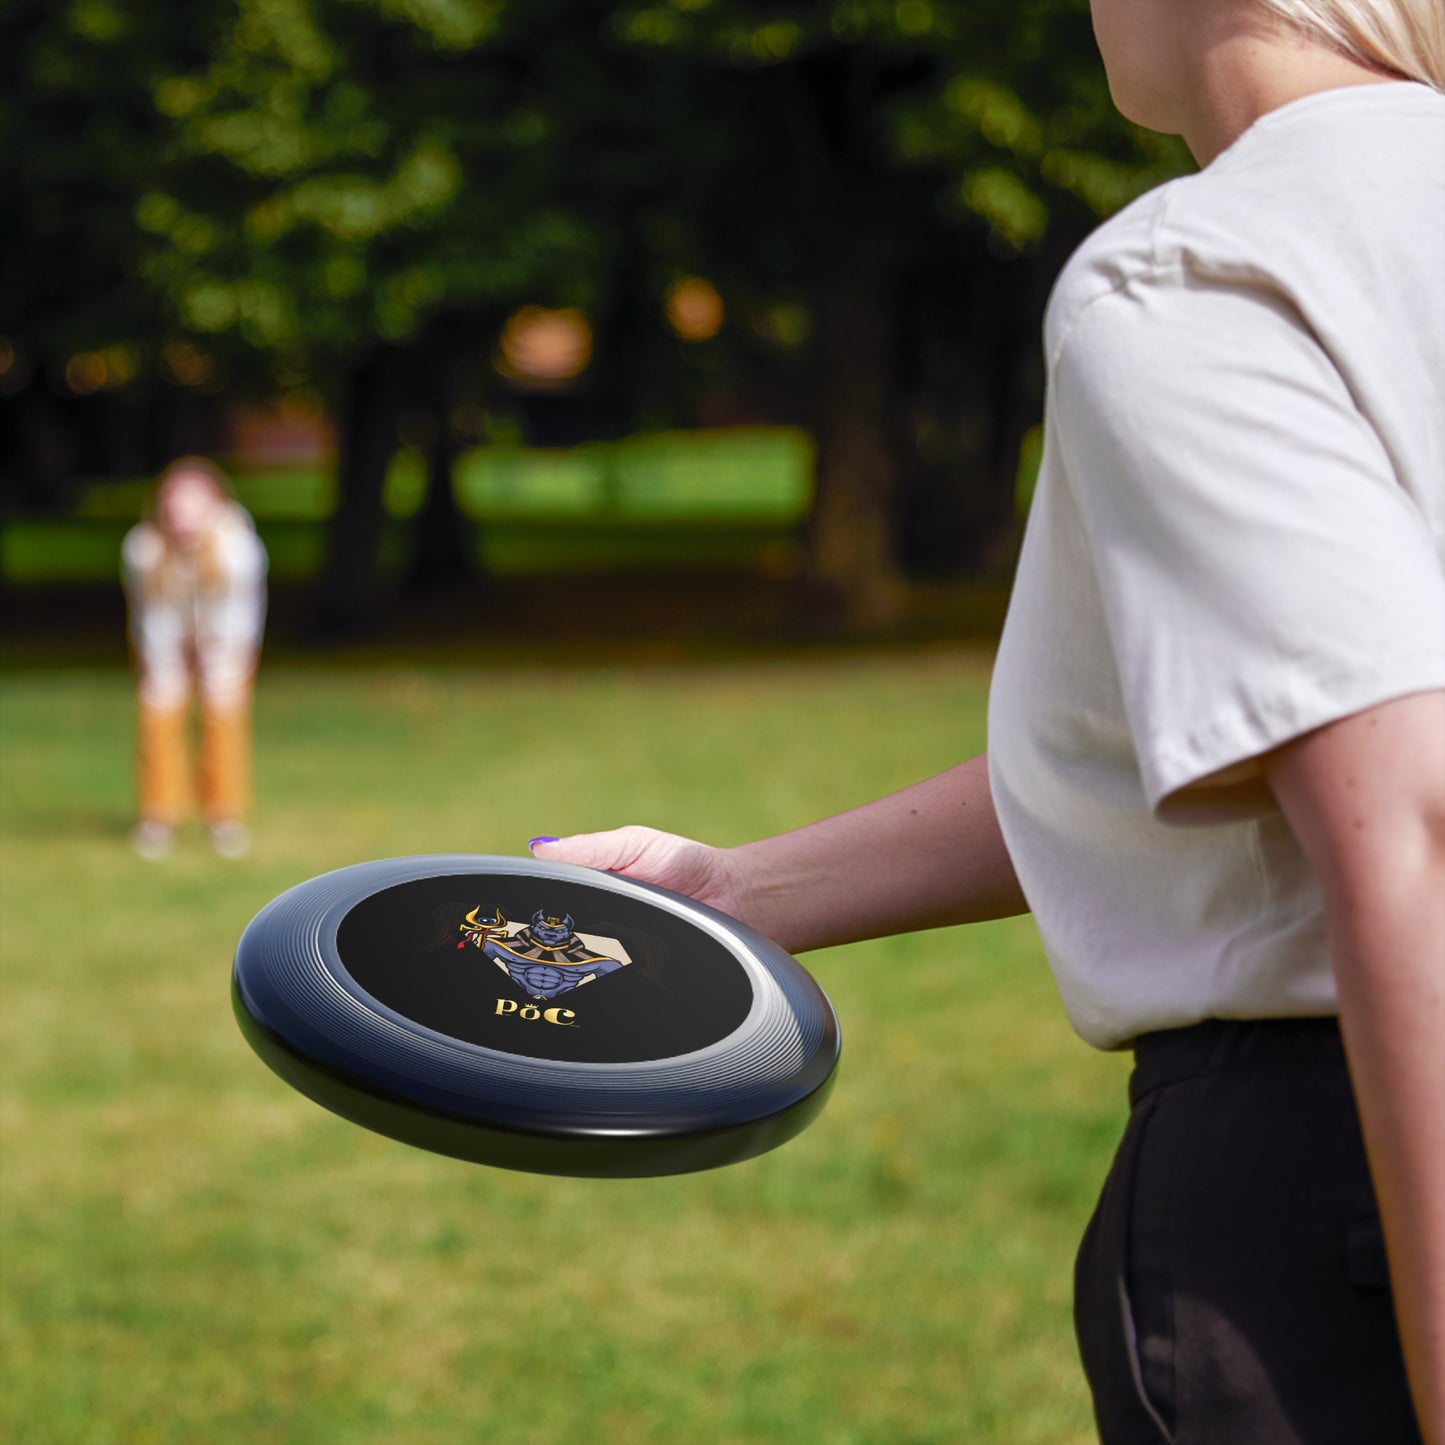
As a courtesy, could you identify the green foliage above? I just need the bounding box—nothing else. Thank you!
[0,1,184,362]
[2,0,1190,386]
[125,0,604,370]
[0,657,1128,1444]
[607,0,1190,248]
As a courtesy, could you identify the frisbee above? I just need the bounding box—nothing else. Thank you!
[232,855,840,1177]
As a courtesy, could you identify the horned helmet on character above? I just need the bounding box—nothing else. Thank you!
[458,906,507,949]
[528,910,576,947]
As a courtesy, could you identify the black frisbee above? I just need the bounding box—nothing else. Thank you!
[232,855,840,1177]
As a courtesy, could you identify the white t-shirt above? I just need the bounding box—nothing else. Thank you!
[122,502,268,709]
[988,82,1445,1051]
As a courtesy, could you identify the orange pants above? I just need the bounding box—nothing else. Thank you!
[137,692,252,826]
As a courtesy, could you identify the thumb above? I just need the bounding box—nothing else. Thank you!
[529,828,648,872]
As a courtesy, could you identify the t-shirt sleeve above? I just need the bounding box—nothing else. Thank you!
[1052,273,1445,822]
[120,522,163,593]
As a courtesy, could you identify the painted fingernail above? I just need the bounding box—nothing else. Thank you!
[528,836,559,850]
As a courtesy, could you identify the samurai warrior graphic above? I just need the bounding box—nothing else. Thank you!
[460,907,628,1001]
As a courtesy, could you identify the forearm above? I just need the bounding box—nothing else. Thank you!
[1330,853,1445,1445]
[727,751,1028,954]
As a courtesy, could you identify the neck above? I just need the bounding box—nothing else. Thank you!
[1175,7,1401,166]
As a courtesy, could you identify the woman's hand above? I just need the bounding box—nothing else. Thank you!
[530,827,756,926]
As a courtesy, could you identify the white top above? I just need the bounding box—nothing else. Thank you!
[122,502,268,709]
[988,83,1445,1050]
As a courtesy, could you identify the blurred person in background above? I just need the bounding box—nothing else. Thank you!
[532,0,1445,1441]
[122,457,267,860]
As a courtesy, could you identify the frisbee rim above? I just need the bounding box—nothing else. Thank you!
[232,979,839,1177]
[232,854,840,1176]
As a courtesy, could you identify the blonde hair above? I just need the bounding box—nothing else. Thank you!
[1257,0,1445,89]
[149,456,238,593]
[155,455,233,507]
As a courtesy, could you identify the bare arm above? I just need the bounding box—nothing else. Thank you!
[1262,690,1445,1445]
[532,752,1028,955]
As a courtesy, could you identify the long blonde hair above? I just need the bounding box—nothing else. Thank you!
[149,456,238,594]
[1257,0,1445,89]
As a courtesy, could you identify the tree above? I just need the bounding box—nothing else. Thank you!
[123,0,615,629]
[0,0,228,505]
[605,0,1191,626]
[3,0,1189,633]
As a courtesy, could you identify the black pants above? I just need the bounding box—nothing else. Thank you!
[1074,1018,1422,1445]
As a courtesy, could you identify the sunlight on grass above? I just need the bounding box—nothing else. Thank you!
[1,657,1126,1443]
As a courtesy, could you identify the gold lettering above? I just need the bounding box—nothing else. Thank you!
[496,999,579,1026]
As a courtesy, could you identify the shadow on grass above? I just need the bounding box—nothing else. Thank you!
[1,572,1013,674]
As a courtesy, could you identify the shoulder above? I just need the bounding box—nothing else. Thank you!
[212,503,268,575]
[122,522,165,575]
[1043,153,1292,366]
[1045,83,1445,368]
[1043,181,1183,364]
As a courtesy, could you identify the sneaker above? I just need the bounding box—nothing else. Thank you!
[132,820,174,861]
[210,821,252,859]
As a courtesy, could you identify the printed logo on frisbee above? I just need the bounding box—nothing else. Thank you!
[456,905,630,996]
[453,903,632,1027]
[333,873,755,1064]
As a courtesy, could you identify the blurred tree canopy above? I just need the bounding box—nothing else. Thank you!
[1,0,1190,632]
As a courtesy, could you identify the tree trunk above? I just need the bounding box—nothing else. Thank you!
[780,58,908,635]
[314,346,404,640]
[892,235,1059,580]
[405,357,475,597]
[7,382,81,513]
[805,271,905,632]
[405,420,474,596]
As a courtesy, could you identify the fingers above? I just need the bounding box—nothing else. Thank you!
[528,827,746,922]
[529,826,657,874]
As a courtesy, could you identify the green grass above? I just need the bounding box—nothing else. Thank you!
[0,654,1127,1444]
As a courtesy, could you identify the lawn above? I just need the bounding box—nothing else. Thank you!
[0,651,1127,1444]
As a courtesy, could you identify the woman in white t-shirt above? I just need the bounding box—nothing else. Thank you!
[530,2,1445,1440]
[122,457,267,859]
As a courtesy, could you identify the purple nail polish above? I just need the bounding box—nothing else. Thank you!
[528,836,559,849]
